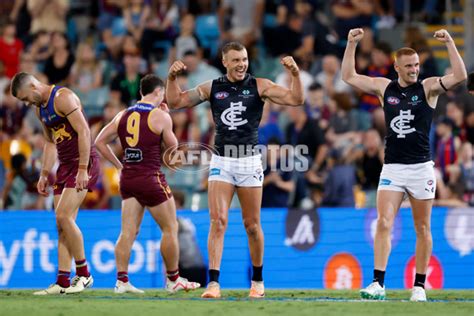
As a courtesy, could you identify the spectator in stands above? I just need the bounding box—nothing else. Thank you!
[374,0,396,29]
[262,138,294,207]
[265,12,305,59]
[258,103,283,145]
[0,62,10,105]
[412,42,439,80]
[69,42,104,94]
[435,117,460,183]
[97,0,126,60]
[218,0,264,48]
[169,13,202,62]
[322,147,356,207]
[173,190,208,287]
[141,0,179,60]
[0,22,23,78]
[468,72,474,95]
[1,153,43,210]
[0,84,28,137]
[325,93,360,150]
[359,42,396,112]
[43,32,75,85]
[27,0,69,35]
[110,46,144,107]
[18,52,47,83]
[446,101,467,142]
[314,54,352,98]
[305,82,331,130]
[123,0,151,43]
[331,0,374,46]
[27,31,52,67]
[352,128,384,191]
[171,108,199,143]
[181,50,222,88]
[448,142,474,206]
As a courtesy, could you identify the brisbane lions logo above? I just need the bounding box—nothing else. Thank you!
[51,124,72,144]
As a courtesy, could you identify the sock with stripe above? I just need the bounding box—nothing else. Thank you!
[75,259,90,277]
[414,273,426,289]
[56,270,71,288]
[117,271,129,283]
[167,269,180,282]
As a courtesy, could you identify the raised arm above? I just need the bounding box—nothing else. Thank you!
[258,56,304,106]
[55,90,91,191]
[166,60,211,109]
[94,111,124,170]
[341,28,390,99]
[423,29,468,99]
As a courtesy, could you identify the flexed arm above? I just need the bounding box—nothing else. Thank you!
[341,28,390,99]
[166,60,211,109]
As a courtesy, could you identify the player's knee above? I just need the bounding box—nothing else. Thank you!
[376,216,393,232]
[162,220,178,236]
[414,222,431,238]
[243,219,260,239]
[55,213,72,228]
[210,216,228,234]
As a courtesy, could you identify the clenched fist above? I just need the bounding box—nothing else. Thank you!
[168,60,186,81]
[347,28,364,43]
[281,56,299,76]
[433,29,453,43]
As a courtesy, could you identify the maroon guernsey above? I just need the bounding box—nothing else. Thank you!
[117,101,172,206]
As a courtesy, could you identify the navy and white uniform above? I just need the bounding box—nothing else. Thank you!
[377,80,436,199]
[208,74,264,187]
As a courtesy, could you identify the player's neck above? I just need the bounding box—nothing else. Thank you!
[39,84,53,104]
[139,97,159,107]
[397,78,414,88]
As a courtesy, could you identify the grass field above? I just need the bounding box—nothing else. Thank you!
[1,289,473,316]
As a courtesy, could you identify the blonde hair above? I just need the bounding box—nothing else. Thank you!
[394,47,417,62]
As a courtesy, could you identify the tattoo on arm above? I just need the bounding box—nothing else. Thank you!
[188,87,203,105]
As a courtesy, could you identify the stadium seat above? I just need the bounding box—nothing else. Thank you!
[195,14,220,57]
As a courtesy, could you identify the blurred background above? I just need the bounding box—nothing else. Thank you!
[0,0,473,290]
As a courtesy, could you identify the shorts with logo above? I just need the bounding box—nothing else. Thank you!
[377,161,436,200]
[120,171,172,207]
[53,155,100,195]
[208,154,263,187]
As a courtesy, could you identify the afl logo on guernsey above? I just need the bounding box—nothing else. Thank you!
[387,96,400,105]
[215,91,229,99]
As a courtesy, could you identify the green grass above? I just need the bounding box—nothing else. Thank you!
[0,289,473,316]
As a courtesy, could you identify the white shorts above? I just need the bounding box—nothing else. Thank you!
[377,161,436,200]
[208,154,264,187]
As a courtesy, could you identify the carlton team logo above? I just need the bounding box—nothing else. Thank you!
[404,255,444,289]
[324,253,362,289]
[214,91,229,99]
[387,96,400,105]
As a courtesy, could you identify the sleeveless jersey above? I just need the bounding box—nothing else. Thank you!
[117,102,162,174]
[209,74,265,157]
[39,85,97,164]
[383,80,434,164]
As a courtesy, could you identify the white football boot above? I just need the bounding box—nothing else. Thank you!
[165,276,200,294]
[360,282,386,300]
[410,286,427,302]
[114,280,145,294]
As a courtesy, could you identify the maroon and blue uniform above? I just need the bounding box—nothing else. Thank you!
[117,102,172,206]
[39,85,100,195]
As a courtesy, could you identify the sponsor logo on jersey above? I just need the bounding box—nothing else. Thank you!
[285,208,320,251]
[408,94,422,106]
[324,253,363,289]
[387,96,400,105]
[215,91,229,99]
[390,109,416,138]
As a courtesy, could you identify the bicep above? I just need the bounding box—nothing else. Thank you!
[178,81,211,108]
[345,75,389,97]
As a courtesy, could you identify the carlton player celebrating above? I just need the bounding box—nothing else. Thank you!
[341,28,467,301]
[95,74,200,294]
[166,42,304,298]
[11,72,99,295]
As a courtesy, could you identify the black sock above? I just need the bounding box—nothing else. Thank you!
[209,269,220,283]
[373,269,385,287]
[414,273,426,289]
[252,265,263,282]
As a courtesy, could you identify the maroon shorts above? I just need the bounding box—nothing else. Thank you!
[53,155,100,195]
[120,172,172,207]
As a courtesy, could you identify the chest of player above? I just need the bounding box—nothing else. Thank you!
[383,88,431,123]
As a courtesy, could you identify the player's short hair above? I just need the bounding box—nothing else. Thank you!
[468,72,474,91]
[140,74,164,96]
[394,47,417,62]
[222,42,245,56]
[11,72,33,97]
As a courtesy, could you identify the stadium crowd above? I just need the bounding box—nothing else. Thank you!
[0,0,473,211]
